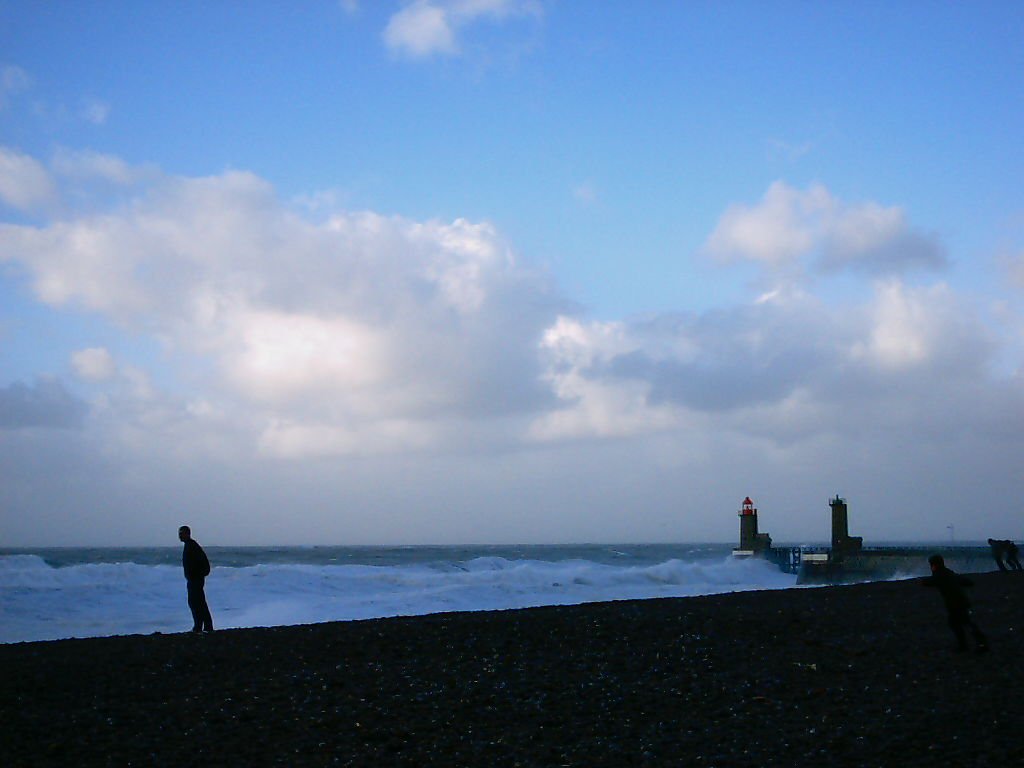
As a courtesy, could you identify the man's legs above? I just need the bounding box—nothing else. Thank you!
[186,579,203,631]
[949,609,987,651]
[965,616,988,650]
[187,578,214,632]
[948,613,968,651]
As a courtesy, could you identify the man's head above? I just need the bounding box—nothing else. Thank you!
[178,526,191,543]
[989,538,996,545]
[928,553,945,572]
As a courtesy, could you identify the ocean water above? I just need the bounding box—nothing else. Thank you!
[0,544,799,644]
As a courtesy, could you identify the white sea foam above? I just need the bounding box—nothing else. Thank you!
[0,553,797,643]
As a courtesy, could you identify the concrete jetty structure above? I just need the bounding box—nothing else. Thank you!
[733,495,997,584]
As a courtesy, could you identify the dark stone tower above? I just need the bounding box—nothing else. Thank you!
[830,495,862,555]
[734,496,772,554]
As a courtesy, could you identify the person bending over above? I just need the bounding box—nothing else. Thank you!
[179,525,214,633]
[988,538,1009,571]
[1005,541,1022,571]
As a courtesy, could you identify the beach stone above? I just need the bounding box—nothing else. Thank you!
[2,572,1021,766]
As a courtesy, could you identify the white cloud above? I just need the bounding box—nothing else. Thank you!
[0,147,57,211]
[0,216,152,313]
[258,417,434,458]
[1002,250,1024,290]
[705,181,827,266]
[221,308,387,402]
[851,280,991,373]
[383,0,541,58]
[0,162,561,458]
[767,138,812,162]
[530,317,679,441]
[572,182,598,205]
[704,181,946,276]
[385,1,458,57]
[71,347,116,381]
[52,149,149,185]
[414,217,511,312]
[525,272,1001,449]
[852,282,933,369]
[0,65,31,109]
[81,97,110,125]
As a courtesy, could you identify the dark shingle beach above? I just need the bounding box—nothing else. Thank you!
[3,572,1022,767]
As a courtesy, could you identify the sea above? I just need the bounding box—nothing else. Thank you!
[0,543,804,644]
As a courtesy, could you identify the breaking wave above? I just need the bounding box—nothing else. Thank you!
[0,552,797,643]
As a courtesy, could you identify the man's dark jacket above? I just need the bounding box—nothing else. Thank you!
[922,566,972,614]
[182,539,211,581]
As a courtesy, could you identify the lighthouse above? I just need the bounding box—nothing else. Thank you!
[829,495,863,556]
[733,496,772,555]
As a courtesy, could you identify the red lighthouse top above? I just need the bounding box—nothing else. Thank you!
[739,497,757,516]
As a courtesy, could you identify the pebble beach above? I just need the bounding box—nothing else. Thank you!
[3,571,1022,767]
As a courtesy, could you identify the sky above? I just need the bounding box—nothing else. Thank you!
[1,1,1023,546]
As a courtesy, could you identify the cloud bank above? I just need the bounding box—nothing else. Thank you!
[1,151,1021,544]
[0,378,86,430]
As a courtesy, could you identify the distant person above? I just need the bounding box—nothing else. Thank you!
[923,554,987,653]
[179,525,213,633]
[988,538,1009,571]
[1006,540,1023,571]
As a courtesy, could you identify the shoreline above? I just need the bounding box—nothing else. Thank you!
[0,547,801,644]
[4,572,1022,766]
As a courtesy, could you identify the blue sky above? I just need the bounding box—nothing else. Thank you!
[1,1,1023,545]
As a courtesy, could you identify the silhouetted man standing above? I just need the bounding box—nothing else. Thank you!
[923,554,987,653]
[179,525,213,633]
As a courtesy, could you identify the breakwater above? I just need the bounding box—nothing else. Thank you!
[733,495,998,584]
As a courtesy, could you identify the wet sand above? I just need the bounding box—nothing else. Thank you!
[3,571,1022,766]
